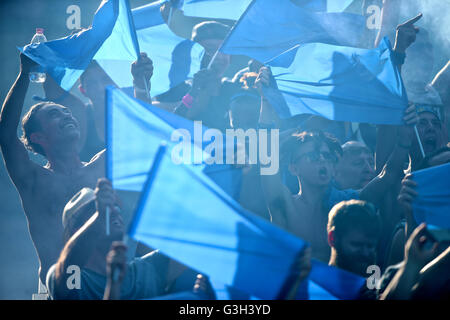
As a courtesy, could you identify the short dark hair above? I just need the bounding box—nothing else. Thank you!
[21,101,52,156]
[327,200,381,240]
[416,146,450,170]
[191,21,230,43]
[283,131,342,165]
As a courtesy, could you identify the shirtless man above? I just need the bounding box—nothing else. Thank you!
[0,54,105,285]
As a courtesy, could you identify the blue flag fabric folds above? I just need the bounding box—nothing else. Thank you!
[128,145,307,300]
[106,86,242,199]
[412,162,450,229]
[219,0,365,64]
[181,0,252,20]
[100,0,204,96]
[304,259,366,300]
[20,0,139,91]
[263,37,408,125]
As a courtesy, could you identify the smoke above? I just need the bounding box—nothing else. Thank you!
[400,0,450,68]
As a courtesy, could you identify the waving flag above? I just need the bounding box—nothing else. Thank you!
[102,0,204,96]
[304,260,365,300]
[219,0,365,64]
[106,86,242,198]
[181,0,252,20]
[262,37,408,125]
[20,0,139,91]
[412,162,450,230]
[128,144,307,300]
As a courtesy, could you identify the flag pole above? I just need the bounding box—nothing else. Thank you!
[414,125,425,158]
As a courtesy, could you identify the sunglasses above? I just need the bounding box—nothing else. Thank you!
[293,151,337,164]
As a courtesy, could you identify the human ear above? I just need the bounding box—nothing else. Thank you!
[328,230,335,247]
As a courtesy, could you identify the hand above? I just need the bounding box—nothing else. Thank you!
[193,274,208,294]
[94,178,118,216]
[106,241,127,283]
[255,67,271,96]
[19,53,37,75]
[398,174,418,214]
[397,103,419,148]
[296,247,312,284]
[404,223,439,271]
[131,52,153,89]
[190,68,221,95]
[393,13,422,54]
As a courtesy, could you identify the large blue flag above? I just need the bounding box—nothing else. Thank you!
[99,0,204,96]
[20,0,139,91]
[262,37,408,125]
[106,86,242,199]
[412,162,450,230]
[128,144,307,300]
[219,0,365,64]
[180,0,252,20]
[180,0,354,21]
[304,260,366,300]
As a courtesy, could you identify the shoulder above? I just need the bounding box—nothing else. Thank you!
[326,185,360,209]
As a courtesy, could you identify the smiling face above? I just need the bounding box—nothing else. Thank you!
[289,141,337,188]
[32,104,80,153]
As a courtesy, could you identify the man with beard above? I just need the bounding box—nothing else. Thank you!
[327,200,381,277]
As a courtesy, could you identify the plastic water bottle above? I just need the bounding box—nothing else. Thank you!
[29,28,47,83]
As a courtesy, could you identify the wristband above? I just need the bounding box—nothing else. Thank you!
[134,86,148,95]
[391,51,406,66]
[182,93,194,109]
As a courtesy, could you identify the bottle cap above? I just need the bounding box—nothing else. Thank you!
[36,28,44,34]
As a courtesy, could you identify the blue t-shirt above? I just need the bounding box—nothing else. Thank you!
[47,250,169,300]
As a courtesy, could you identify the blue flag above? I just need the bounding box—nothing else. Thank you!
[412,162,450,230]
[219,0,365,64]
[263,37,408,125]
[20,0,139,91]
[304,260,366,300]
[181,0,252,20]
[106,86,242,199]
[128,144,308,300]
[99,0,204,96]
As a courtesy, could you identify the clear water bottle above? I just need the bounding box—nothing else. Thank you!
[29,28,47,83]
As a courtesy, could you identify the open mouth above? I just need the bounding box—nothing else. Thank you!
[318,166,328,179]
[61,121,77,129]
[424,136,437,149]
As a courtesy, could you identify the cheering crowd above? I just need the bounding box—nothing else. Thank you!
[0,0,449,300]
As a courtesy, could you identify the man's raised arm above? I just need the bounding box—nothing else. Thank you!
[0,54,40,190]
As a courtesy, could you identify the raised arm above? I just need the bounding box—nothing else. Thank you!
[361,104,417,206]
[174,68,221,120]
[54,178,118,298]
[256,67,296,227]
[131,52,153,105]
[380,223,439,300]
[0,54,41,190]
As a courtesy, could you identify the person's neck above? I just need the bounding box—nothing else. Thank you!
[45,144,83,174]
[85,244,111,276]
[297,179,328,207]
